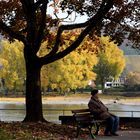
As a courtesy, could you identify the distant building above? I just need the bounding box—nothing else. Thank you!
[104,77,125,89]
[104,55,140,89]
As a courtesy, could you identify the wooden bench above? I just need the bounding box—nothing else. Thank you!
[72,109,106,139]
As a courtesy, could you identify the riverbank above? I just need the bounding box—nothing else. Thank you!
[0,94,140,139]
[1,94,140,105]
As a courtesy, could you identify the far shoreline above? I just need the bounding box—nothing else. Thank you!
[1,95,140,105]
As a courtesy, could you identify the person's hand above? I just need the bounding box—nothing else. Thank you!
[110,113,115,116]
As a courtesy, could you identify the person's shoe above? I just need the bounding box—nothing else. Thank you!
[111,132,119,136]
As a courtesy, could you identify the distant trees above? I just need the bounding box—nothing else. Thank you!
[41,50,97,94]
[40,31,98,93]
[41,45,97,94]
[93,36,125,91]
[0,32,98,94]
[125,72,140,91]
[0,31,91,95]
[0,35,126,94]
[0,40,25,92]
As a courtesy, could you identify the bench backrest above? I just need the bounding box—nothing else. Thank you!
[72,109,94,122]
[72,109,90,114]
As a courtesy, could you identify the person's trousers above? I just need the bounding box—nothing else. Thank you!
[105,115,119,133]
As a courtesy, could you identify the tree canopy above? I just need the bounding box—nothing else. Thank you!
[1,0,139,47]
[60,0,140,47]
[93,36,125,90]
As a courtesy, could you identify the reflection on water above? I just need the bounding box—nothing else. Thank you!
[0,103,140,123]
[0,103,25,121]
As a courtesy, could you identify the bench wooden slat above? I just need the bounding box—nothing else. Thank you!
[74,113,92,117]
[75,116,94,122]
[72,109,90,114]
[72,109,96,139]
[71,109,106,139]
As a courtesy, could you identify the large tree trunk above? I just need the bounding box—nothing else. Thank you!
[23,47,46,122]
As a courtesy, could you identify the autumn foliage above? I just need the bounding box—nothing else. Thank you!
[0,0,139,122]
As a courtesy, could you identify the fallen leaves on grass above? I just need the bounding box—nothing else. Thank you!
[0,121,93,140]
[0,121,139,140]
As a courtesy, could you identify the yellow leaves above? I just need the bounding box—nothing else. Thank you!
[94,36,125,86]
[0,58,9,77]
[40,31,125,92]
[99,36,125,65]
[70,35,76,41]
[41,42,98,92]
[11,71,18,81]
[126,72,140,86]
[0,40,25,89]
[37,41,51,57]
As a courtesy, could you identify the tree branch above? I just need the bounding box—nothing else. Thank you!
[44,0,110,57]
[20,0,31,16]
[46,21,89,57]
[0,21,26,44]
[40,0,114,65]
[34,0,48,11]
[34,1,48,53]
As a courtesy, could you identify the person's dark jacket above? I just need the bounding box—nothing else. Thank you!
[88,96,112,119]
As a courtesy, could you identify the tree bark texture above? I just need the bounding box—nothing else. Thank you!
[23,46,45,122]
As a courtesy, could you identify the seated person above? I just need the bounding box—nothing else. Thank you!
[88,89,119,136]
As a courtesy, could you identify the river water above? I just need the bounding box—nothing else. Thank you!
[0,102,140,123]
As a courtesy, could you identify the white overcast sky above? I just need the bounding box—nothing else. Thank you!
[47,3,88,24]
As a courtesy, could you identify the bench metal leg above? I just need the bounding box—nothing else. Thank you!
[94,122,100,135]
[76,126,81,138]
[76,125,96,139]
[88,125,96,139]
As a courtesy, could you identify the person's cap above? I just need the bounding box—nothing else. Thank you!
[91,89,98,96]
